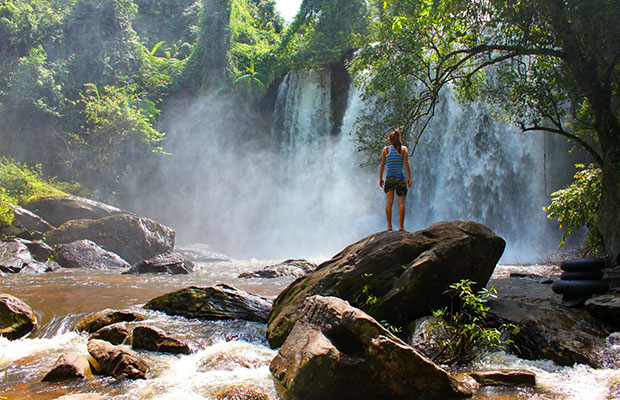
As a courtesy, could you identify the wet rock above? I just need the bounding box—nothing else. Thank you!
[487,275,610,367]
[42,352,92,382]
[13,238,55,262]
[24,196,124,228]
[585,294,620,326]
[267,221,505,347]
[9,205,54,239]
[216,386,268,400]
[44,214,175,264]
[176,244,232,262]
[469,370,536,386]
[52,394,104,400]
[238,259,317,279]
[270,295,471,400]
[55,240,130,269]
[87,339,149,380]
[0,293,37,340]
[74,309,145,333]
[91,323,130,345]
[144,284,272,323]
[0,240,59,273]
[123,252,193,275]
[132,326,192,354]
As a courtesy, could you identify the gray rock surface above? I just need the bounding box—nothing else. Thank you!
[0,293,37,340]
[123,252,193,275]
[270,295,471,400]
[144,284,272,323]
[24,196,124,227]
[44,214,175,264]
[87,339,148,380]
[55,240,130,269]
[267,221,505,347]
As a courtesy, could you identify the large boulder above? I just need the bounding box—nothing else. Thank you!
[132,325,192,354]
[74,309,146,333]
[239,259,317,279]
[487,274,610,367]
[0,293,37,339]
[44,214,175,264]
[144,284,272,323]
[41,352,92,382]
[123,252,194,275]
[0,240,59,274]
[9,204,55,239]
[270,295,471,400]
[585,294,620,326]
[267,221,505,347]
[24,196,124,227]
[90,323,130,345]
[55,240,130,269]
[87,339,149,380]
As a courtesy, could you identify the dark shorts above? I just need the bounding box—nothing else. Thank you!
[384,176,408,196]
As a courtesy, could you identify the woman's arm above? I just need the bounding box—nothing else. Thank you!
[403,146,412,187]
[379,146,387,187]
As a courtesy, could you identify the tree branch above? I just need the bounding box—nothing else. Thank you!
[520,124,604,166]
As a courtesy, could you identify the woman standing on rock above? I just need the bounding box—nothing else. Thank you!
[379,128,412,231]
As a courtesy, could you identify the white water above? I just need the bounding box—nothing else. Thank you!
[1,263,619,399]
[145,68,578,263]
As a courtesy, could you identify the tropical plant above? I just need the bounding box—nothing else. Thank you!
[350,0,620,256]
[423,279,517,365]
[544,164,603,253]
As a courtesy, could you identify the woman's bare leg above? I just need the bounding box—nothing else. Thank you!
[385,190,395,231]
[397,195,406,231]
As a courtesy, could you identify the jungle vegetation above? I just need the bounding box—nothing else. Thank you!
[0,0,618,256]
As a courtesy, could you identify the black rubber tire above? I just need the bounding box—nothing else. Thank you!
[552,279,609,296]
[560,270,604,281]
[560,258,605,272]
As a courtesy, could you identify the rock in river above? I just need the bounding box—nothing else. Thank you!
[123,252,194,275]
[270,295,471,400]
[132,325,192,354]
[88,339,149,380]
[267,221,505,347]
[0,240,59,274]
[24,196,125,227]
[144,284,272,323]
[41,351,92,382]
[239,259,317,279]
[44,214,175,264]
[55,239,130,269]
[0,293,37,340]
[74,309,146,333]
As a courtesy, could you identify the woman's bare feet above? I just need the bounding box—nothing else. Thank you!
[398,227,406,231]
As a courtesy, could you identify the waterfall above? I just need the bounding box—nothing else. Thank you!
[152,69,576,262]
[268,69,576,262]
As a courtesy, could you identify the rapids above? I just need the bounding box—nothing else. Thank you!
[1,261,619,399]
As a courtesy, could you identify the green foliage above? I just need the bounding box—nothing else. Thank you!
[425,279,517,365]
[69,84,165,197]
[0,157,75,229]
[277,0,370,69]
[544,164,603,253]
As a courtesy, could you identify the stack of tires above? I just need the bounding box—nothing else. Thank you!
[552,258,609,307]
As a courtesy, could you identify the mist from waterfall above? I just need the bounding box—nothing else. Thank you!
[151,69,578,262]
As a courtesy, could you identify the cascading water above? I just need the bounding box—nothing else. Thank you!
[151,68,575,262]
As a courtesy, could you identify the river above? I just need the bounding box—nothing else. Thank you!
[1,260,619,400]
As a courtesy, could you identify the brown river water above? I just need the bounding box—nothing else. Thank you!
[1,261,619,400]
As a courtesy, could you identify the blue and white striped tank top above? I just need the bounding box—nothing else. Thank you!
[385,145,405,178]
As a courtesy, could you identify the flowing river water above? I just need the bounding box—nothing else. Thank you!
[1,260,619,400]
